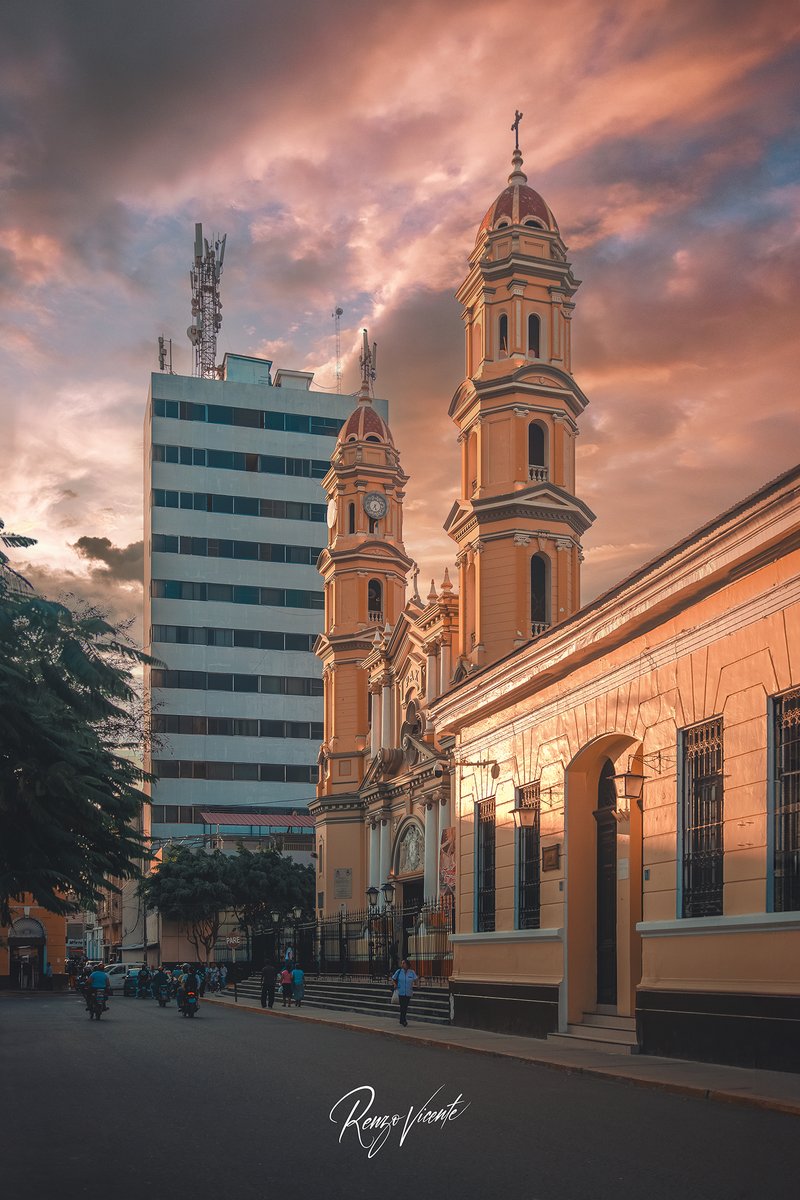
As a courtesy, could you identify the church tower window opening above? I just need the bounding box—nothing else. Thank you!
[368,578,383,624]
[528,421,547,482]
[527,313,541,358]
[530,554,549,636]
[348,503,355,534]
[498,313,509,358]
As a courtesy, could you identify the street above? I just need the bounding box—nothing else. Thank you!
[1,993,795,1200]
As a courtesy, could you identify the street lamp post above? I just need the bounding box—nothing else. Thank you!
[291,905,302,968]
[270,909,280,966]
[366,887,379,978]
[381,881,395,974]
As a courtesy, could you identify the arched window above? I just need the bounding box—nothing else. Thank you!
[528,313,540,358]
[528,421,547,482]
[530,554,549,634]
[498,313,509,357]
[348,502,355,534]
[368,578,383,623]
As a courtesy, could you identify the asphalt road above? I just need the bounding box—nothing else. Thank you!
[1,992,795,1200]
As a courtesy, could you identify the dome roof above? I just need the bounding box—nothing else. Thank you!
[477,149,558,241]
[337,401,394,446]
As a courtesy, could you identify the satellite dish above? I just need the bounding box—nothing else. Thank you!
[187,325,201,345]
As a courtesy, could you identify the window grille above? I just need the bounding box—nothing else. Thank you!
[476,798,496,932]
[681,718,724,917]
[517,784,541,929]
[774,688,800,912]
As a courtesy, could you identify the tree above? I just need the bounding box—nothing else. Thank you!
[0,552,154,924]
[226,847,315,932]
[140,847,232,963]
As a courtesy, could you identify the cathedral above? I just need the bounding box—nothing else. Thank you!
[310,133,800,1072]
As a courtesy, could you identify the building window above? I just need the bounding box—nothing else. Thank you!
[773,687,800,912]
[528,422,547,482]
[528,313,540,357]
[681,718,724,918]
[476,798,496,932]
[530,554,549,635]
[368,579,383,623]
[516,783,541,929]
[348,503,355,534]
[498,314,509,357]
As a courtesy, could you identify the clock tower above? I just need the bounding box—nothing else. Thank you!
[315,333,413,798]
[445,128,595,669]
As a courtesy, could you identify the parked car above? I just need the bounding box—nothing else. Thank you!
[104,963,144,995]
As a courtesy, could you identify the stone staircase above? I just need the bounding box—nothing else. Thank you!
[233,974,451,1025]
[547,1012,639,1055]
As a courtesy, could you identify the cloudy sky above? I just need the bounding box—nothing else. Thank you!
[2,0,799,640]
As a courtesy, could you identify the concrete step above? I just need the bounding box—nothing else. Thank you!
[581,1013,636,1032]
[547,1031,638,1055]
[233,975,451,1025]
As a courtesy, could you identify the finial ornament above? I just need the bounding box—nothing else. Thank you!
[410,561,421,603]
[511,110,523,152]
[358,328,377,402]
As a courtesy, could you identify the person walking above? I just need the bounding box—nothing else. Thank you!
[260,961,277,1009]
[291,964,305,1008]
[279,965,293,1007]
[219,963,228,991]
[390,959,419,1027]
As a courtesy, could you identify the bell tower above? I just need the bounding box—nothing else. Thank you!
[445,121,595,669]
[316,332,412,797]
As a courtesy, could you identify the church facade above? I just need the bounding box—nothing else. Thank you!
[310,138,800,1071]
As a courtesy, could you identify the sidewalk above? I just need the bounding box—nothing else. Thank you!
[204,990,800,1118]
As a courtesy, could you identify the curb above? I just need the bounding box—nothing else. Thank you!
[203,995,800,1119]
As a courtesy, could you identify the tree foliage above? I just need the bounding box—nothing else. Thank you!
[140,846,316,960]
[225,846,315,929]
[139,847,233,963]
[0,566,154,923]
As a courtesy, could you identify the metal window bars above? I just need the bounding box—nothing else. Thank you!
[775,688,800,912]
[517,784,541,930]
[682,718,724,918]
[477,798,496,932]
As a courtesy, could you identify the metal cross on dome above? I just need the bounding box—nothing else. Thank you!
[511,110,523,151]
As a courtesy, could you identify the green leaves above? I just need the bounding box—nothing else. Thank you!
[0,571,154,923]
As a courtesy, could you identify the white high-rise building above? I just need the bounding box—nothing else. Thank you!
[144,352,389,844]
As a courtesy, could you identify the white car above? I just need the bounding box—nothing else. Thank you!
[104,963,145,994]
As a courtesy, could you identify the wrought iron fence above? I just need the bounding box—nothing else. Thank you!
[300,895,454,983]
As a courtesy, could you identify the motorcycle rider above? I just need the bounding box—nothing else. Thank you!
[86,964,111,1012]
[152,964,169,1000]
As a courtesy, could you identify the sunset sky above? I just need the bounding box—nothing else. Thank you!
[2,0,799,642]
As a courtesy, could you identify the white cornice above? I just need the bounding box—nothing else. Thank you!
[432,475,800,743]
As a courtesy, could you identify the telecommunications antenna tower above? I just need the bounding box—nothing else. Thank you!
[332,306,343,393]
[188,222,226,378]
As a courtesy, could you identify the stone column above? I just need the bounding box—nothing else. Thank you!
[369,823,380,889]
[378,819,391,898]
[425,641,439,705]
[370,686,382,758]
[439,638,452,693]
[381,677,393,749]
[423,802,437,902]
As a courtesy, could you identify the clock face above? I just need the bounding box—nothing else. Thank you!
[326,499,338,529]
[363,491,388,520]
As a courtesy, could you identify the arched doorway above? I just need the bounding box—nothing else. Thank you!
[564,737,643,1024]
[392,820,425,958]
[8,917,46,990]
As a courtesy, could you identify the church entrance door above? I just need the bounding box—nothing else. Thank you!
[398,877,424,961]
[594,759,618,1007]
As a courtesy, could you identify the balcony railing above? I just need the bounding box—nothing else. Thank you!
[528,465,549,483]
[530,621,550,638]
[367,610,384,624]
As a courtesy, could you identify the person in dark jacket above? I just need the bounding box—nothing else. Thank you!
[260,961,277,1009]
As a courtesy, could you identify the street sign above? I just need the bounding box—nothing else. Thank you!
[225,934,243,947]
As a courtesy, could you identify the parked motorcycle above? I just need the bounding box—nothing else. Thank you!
[87,989,107,1020]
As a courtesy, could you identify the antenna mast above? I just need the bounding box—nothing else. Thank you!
[332,306,343,393]
[358,328,377,400]
[188,222,226,378]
